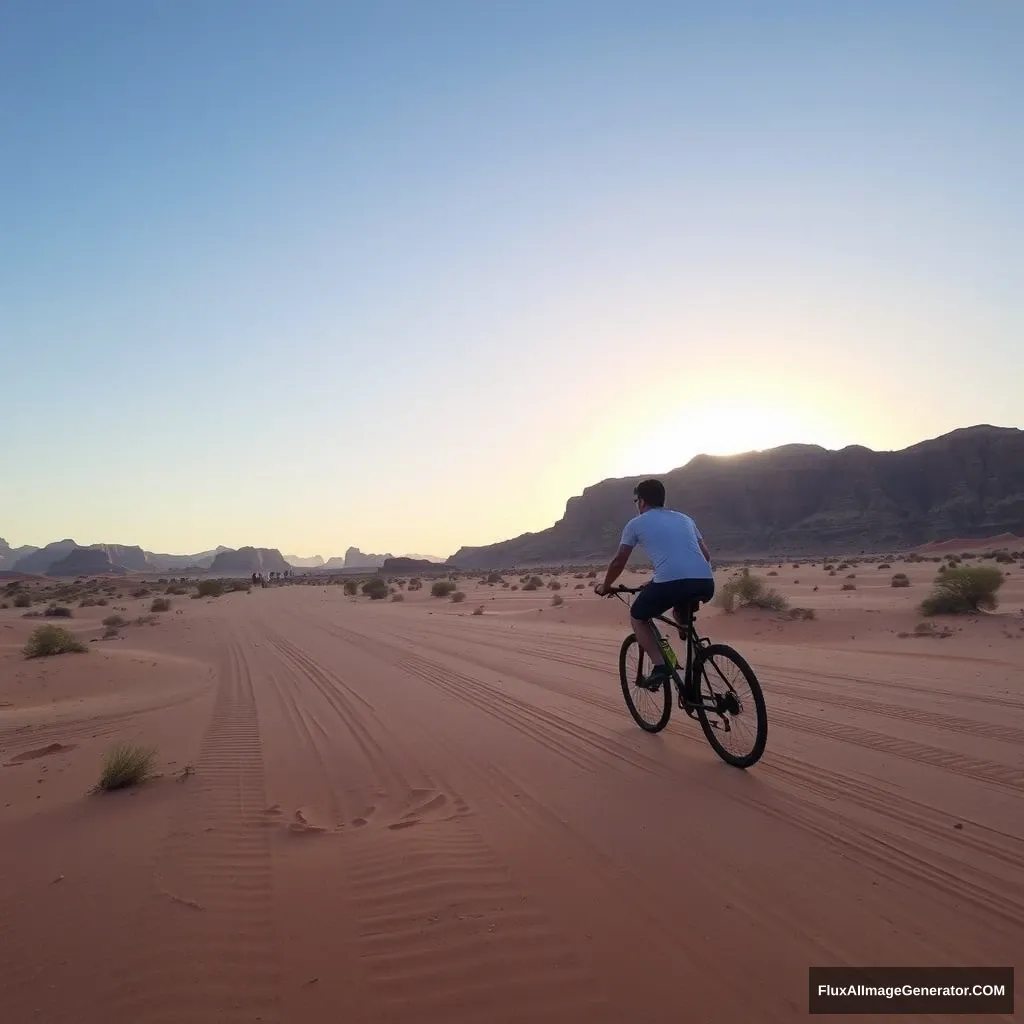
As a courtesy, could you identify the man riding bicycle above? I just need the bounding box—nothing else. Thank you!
[594,478,715,689]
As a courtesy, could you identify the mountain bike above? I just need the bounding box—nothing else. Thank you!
[606,584,768,768]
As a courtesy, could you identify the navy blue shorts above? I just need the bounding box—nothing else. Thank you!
[629,578,715,622]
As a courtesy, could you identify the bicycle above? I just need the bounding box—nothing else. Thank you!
[605,584,768,768]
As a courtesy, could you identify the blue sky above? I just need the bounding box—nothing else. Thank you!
[2,0,1021,557]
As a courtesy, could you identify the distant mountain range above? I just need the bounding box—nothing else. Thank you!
[447,424,1024,568]
[0,538,447,577]
[8,425,1020,577]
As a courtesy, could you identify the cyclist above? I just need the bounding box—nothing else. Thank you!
[594,478,714,689]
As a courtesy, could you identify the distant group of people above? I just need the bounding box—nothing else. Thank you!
[251,569,291,588]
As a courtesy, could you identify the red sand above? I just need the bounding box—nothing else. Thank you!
[1,558,1022,1022]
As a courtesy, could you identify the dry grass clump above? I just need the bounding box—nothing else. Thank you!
[102,614,128,628]
[391,592,404,602]
[150,597,171,613]
[920,566,1004,616]
[841,583,856,591]
[716,569,788,613]
[361,577,389,600]
[431,580,456,598]
[891,573,911,588]
[93,743,157,792]
[44,605,73,618]
[787,607,816,620]
[522,581,539,592]
[551,594,564,606]
[13,592,31,608]
[343,579,359,596]
[450,590,466,603]
[24,624,87,659]
[548,580,561,590]
[472,605,484,615]
[196,579,223,598]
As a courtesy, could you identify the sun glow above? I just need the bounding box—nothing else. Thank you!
[609,398,846,478]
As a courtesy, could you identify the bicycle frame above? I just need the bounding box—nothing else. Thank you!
[611,586,718,711]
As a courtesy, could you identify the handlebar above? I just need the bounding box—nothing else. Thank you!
[595,583,642,596]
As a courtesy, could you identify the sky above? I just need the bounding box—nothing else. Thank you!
[2,0,1021,558]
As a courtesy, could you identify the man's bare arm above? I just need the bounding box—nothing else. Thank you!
[597,543,633,592]
[699,537,712,568]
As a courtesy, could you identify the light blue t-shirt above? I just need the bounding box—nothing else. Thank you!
[620,508,712,583]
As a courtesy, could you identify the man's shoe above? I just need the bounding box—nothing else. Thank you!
[641,664,671,690]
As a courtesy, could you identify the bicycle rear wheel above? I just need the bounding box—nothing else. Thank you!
[618,634,672,733]
[694,644,767,768]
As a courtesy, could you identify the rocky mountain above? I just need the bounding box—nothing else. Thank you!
[381,556,447,574]
[0,539,39,570]
[90,544,154,572]
[284,554,325,568]
[146,547,231,571]
[447,425,1024,569]
[208,547,291,574]
[12,540,80,574]
[47,547,129,576]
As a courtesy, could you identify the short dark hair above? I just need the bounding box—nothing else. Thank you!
[634,478,665,507]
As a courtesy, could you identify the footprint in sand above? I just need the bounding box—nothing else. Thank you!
[287,809,327,836]
[8,742,75,764]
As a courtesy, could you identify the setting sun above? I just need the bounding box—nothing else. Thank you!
[610,397,851,478]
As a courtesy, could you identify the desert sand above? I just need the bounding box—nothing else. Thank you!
[1,556,1022,1022]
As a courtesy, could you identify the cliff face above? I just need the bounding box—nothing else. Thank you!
[47,547,128,576]
[447,425,1024,569]
[381,557,444,574]
[208,547,291,574]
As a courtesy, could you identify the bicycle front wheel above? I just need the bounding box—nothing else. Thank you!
[618,634,672,733]
[694,644,767,768]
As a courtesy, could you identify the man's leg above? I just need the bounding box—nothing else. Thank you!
[629,583,674,685]
[631,615,665,668]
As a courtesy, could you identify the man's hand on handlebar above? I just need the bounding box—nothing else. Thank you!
[594,582,611,597]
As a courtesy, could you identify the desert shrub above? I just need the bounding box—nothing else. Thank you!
[103,627,120,639]
[362,577,389,600]
[431,580,456,598]
[788,607,816,620]
[24,625,86,659]
[197,579,223,598]
[96,597,108,606]
[450,590,466,603]
[472,605,484,615]
[132,588,150,599]
[45,605,73,618]
[80,597,97,607]
[486,573,503,584]
[102,614,128,628]
[522,582,538,592]
[166,585,186,595]
[891,574,911,588]
[13,593,31,608]
[343,579,359,596]
[715,569,788,613]
[511,584,519,591]
[767,571,778,577]
[994,551,1013,564]
[551,594,564,607]
[527,576,543,588]
[841,583,856,591]
[391,592,405,602]
[878,563,891,570]
[920,566,1004,616]
[95,743,156,792]
[548,580,561,590]
[574,583,585,589]
[150,597,171,613]
[586,570,597,579]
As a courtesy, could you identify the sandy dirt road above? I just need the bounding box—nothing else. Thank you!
[1,578,1021,1022]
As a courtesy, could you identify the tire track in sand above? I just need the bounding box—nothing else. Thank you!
[256,619,610,1022]
[762,674,1024,747]
[774,708,1024,793]
[106,636,280,1024]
